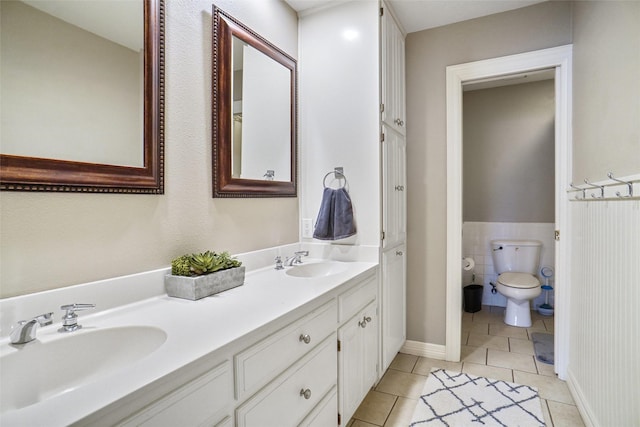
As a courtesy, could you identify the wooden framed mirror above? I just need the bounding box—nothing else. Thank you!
[0,0,164,194]
[212,6,297,198]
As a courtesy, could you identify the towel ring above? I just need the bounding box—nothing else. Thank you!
[323,171,347,189]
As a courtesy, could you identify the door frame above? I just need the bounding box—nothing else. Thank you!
[444,45,572,379]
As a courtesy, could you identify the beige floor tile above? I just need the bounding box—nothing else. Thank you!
[375,369,427,399]
[461,345,487,364]
[543,318,555,332]
[531,319,547,330]
[467,333,510,351]
[352,390,397,426]
[461,331,469,345]
[389,353,418,373]
[351,420,379,427]
[547,400,585,426]
[472,309,504,324]
[509,337,535,355]
[412,357,462,376]
[513,370,575,405]
[462,362,513,382]
[540,399,554,427]
[535,357,556,377]
[470,322,490,334]
[489,323,529,340]
[384,397,418,427]
[487,348,537,373]
[490,305,505,314]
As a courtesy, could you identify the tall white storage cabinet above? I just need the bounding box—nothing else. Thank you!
[380,2,407,372]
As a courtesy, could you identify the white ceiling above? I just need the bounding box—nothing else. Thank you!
[284,0,548,34]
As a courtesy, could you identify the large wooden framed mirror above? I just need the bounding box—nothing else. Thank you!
[212,6,297,198]
[0,0,164,194]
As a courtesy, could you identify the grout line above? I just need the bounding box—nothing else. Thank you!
[381,396,399,427]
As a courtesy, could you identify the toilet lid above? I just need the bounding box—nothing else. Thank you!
[498,272,540,289]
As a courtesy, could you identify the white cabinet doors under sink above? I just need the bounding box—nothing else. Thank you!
[338,299,378,424]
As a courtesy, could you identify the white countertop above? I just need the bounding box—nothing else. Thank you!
[0,259,377,426]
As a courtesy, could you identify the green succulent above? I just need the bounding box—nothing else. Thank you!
[171,255,192,276]
[171,250,242,277]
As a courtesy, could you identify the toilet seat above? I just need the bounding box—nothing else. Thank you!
[498,272,540,289]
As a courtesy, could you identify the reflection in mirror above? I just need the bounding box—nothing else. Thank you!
[0,0,164,193]
[213,6,296,197]
[231,36,291,182]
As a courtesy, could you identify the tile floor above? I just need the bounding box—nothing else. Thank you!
[347,305,584,427]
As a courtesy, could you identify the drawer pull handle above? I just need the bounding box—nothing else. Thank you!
[299,334,311,344]
[300,388,312,399]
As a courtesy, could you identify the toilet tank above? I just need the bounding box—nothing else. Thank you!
[490,240,541,274]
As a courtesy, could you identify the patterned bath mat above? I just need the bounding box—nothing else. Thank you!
[410,368,545,426]
[531,333,554,365]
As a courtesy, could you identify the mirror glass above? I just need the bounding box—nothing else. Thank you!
[231,36,291,182]
[0,0,164,193]
[213,6,296,198]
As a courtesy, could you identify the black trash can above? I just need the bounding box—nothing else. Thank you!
[463,284,483,313]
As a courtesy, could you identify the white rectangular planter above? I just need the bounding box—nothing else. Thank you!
[165,266,245,300]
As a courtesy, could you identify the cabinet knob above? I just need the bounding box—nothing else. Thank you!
[394,118,404,127]
[395,185,404,191]
[396,250,403,256]
[300,388,312,399]
[358,319,367,328]
[299,334,311,344]
[364,316,372,323]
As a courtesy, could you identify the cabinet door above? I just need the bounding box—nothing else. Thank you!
[338,300,379,425]
[361,301,379,390]
[338,313,364,424]
[381,244,406,371]
[382,126,406,249]
[381,4,405,135]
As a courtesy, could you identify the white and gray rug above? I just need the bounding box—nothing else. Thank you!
[410,368,545,426]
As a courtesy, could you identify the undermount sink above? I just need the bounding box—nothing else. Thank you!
[285,261,349,278]
[0,326,167,412]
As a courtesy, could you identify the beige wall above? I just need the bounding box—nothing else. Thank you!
[0,0,299,298]
[463,80,555,223]
[405,2,572,344]
[572,1,640,181]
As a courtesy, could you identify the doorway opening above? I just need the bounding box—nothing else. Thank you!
[444,45,572,380]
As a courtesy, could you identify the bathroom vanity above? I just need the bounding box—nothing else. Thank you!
[0,248,378,427]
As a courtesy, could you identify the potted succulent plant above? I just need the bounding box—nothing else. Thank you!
[165,250,245,300]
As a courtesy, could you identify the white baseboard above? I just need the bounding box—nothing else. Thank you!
[400,340,446,360]
[566,368,596,427]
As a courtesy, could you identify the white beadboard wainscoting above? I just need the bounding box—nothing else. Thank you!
[568,199,640,427]
[462,222,555,308]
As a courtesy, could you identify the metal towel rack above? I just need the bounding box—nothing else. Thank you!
[323,167,348,189]
[569,172,638,201]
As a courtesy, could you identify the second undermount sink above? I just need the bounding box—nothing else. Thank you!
[285,261,349,278]
[0,325,167,412]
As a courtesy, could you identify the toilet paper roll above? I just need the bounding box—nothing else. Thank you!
[462,257,475,271]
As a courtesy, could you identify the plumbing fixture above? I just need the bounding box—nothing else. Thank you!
[285,251,309,266]
[59,303,95,333]
[9,313,53,344]
[274,256,284,270]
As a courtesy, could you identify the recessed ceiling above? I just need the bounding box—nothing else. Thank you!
[284,0,548,34]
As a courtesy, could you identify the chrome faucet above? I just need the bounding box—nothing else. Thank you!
[9,312,53,344]
[59,303,95,333]
[285,251,309,266]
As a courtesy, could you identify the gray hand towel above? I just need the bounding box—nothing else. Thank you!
[313,187,356,240]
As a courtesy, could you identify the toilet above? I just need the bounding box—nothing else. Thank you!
[490,240,542,327]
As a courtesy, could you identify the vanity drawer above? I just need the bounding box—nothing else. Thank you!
[299,385,338,427]
[235,300,337,400]
[338,274,377,322]
[120,361,232,427]
[235,335,337,427]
